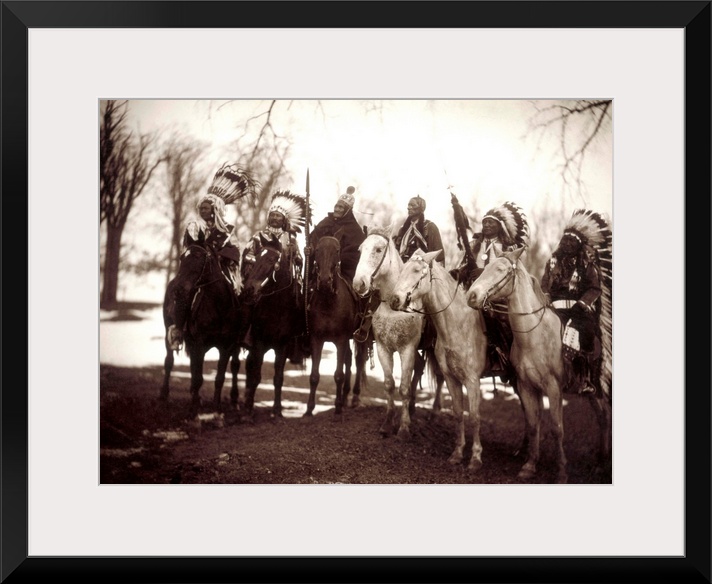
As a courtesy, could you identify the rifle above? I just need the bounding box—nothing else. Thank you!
[451,192,476,280]
[303,169,311,332]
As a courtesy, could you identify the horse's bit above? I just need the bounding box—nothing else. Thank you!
[363,233,390,297]
[401,260,458,316]
[481,259,546,333]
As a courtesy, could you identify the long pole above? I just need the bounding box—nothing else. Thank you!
[303,169,311,332]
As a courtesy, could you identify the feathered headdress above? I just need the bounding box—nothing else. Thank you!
[563,208,613,399]
[482,201,530,247]
[207,162,260,204]
[268,190,312,233]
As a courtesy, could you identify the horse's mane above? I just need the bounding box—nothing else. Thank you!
[366,224,392,239]
[515,259,549,306]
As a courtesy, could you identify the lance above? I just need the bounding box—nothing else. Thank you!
[303,169,311,332]
[451,191,476,276]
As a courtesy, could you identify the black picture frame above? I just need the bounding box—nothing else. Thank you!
[2,2,709,582]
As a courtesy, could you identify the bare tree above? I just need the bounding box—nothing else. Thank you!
[160,133,209,285]
[100,100,163,309]
[527,99,612,205]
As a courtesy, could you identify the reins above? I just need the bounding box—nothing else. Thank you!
[367,233,390,288]
[402,262,459,316]
[482,260,546,333]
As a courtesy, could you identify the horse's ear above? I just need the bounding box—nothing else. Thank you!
[508,246,527,263]
[259,232,271,247]
[422,250,442,265]
[387,221,398,238]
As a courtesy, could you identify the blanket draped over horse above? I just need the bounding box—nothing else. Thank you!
[352,224,444,438]
[467,247,611,483]
[390,250,489,471]
[305,235,368,418]
[160,243,243,418]
[240,236,306,420]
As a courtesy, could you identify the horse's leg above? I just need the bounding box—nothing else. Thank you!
[212,347,230,412]
[160,341,174,402]
[351,339,368,408]
[588,393,612,477]
[230,349,241,410]
[443,373,466,465]
[244,347,264,422]
[341,339,354,407]
[271,345,289,419]
[409,350,425,417]
[305,338,324,417]
[188,348,205,419]
[375,344,397,436]
[432,372,444,415]
[517,384,543,481]
[333,341,348,419]
[465,375,483,472]
[396,347,417,440]
[509,377,529,459]
[546,384,568,484]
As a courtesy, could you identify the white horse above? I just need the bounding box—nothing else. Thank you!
[352,224,442,438]
[389,250,488,471]
[467,247,612,483]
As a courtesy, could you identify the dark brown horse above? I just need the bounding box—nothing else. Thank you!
[160,244,242,418]
[240,236,305,420]
[305,236,368,419]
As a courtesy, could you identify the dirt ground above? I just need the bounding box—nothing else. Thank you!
[100,349,612,485]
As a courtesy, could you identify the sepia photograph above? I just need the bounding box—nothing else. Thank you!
[100,98,613,485]
[12,9,701,579]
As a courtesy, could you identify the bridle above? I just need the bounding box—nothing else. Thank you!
[400,260,458,316]
[245,247,294,303]
[314,236,341,294]
[184,245,222,290]
[480,258,546,333]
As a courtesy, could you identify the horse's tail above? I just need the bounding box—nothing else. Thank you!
[424,345,442,394]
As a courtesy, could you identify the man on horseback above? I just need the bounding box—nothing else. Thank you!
[305,187,370,342]
[452,201,530,384]
[242,190,308,362]
[541,209,612,395]
[305,186,365,285]
[242,191,305,286]
[167,163,259,351]
[393,195,444,265]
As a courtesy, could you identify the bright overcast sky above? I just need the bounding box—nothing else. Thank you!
[126,99,612,231]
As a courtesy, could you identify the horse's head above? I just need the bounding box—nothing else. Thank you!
[353,224,399,297]
[389,250,439,311]
[466,247,525,310]
[314,236,341,293]
[241,243,283,304]
[173,245,213,296]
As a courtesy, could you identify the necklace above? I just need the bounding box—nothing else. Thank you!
[481,238,497,261]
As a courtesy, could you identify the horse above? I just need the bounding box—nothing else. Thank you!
[305,235,369,419]
[240,236,305,421]
[466,246,612,483]
[159,244,242,419]
[389,250,489,471]
[352,224,445,439]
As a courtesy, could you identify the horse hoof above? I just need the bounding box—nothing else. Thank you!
[302,411,314,419]
[351,396,361,408]
[448,454,463,466]
[467,459,483,473]
[396,427,411,441]
[517,466,536,481]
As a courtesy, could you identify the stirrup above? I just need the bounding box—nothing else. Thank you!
[353,327,369,343]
